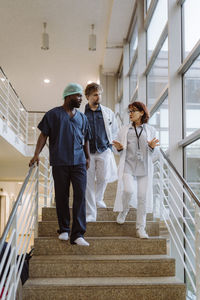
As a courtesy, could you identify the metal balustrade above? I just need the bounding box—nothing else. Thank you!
[0,156,54,299]
[153,148,200,300]
[0,67,45,146]
[0,165,38,299]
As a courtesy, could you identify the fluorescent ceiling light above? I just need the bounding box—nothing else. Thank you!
[44,79,50,83]
[1,78,5,82]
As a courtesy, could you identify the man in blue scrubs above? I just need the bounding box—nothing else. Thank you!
[29,83,91,246]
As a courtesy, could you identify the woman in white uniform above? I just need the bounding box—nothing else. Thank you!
[112,102,159,239]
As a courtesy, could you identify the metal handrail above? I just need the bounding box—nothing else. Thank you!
[160,148,200,207]
[0,165,35,254]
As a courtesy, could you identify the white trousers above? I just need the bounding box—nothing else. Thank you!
[86,148,111,221]
[122,173,148,230]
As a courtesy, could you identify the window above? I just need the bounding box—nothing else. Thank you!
[129,60,138,99]
[147,38,168,109]
[149,97,169,150]
[183,54,200,137]
[147,0,168,60]
[182,0,200,58]
[129,23,138,63]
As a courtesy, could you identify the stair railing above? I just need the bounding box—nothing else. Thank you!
[153,148,200,300]
[0,164,39,299]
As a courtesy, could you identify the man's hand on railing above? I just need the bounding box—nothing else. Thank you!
[29,155,39,167]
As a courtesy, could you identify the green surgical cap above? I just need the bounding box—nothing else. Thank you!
[63,83,83,99]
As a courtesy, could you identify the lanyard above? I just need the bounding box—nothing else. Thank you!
[134,125,143,149]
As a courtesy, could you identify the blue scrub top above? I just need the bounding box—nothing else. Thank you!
[84,104,110,153]
[38,106,91,166]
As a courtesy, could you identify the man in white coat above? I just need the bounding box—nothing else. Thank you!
[84,82,118,222]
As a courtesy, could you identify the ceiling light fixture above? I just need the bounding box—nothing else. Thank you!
[0,78,5,82]
[89,24,96,51]
[41,22,49,50]
[44,79,50,83]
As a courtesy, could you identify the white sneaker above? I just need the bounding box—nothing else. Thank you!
[86,215,96,223]
[136,228,149,239]
[116,209,129,224]
[96,201,107,208]
[58,232,69,241]
[74,237,90,246]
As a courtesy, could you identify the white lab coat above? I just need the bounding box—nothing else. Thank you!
[100,104,118,182]
[113,123,157,212]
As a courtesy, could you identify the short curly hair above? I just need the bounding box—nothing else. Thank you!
[85,82,103,97]
[128,101,150,124]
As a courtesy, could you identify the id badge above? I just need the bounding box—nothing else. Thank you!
[136,150,144,162]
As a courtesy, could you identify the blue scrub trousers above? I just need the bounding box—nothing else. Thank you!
[52,164,87,244]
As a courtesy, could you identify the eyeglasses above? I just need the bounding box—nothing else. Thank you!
[128,109,140,113]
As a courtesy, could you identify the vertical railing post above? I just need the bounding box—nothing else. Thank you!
[17,97,20,140]
[10,214,17,299]
[25,110,28,145]
[195,204,200,298]
[34,165,39,238]
[49,167,54,206]
[6,80,9,124]
[44,157,48,207]
[34,113,37,145]
[160,152,164,219]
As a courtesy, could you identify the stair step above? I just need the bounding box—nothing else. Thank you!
[34,237,167,256]
[29,255,175,278]
[38,221,159,237]
[42,207,153,222]
[23,277,186,300]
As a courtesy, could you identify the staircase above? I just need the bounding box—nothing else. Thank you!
[23,183,186,300]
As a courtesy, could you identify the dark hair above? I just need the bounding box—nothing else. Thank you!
[85,82,103,97]
[128,101,149,124]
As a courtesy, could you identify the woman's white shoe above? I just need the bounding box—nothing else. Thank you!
[136,228,149,239]
[116,209,129,224]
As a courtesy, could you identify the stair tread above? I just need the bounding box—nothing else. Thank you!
[39,220,157,224]
[35,236,165,240]
[24,276,184,287]
[31,254,173,262]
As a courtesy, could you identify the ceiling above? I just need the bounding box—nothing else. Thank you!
[0,0,135,112]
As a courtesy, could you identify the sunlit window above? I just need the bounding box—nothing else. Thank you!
[147,0,168,60]
[183,54,200,137]
[129,60,138,99]
[149,97,169,151]
[147,38,168,109]
[182,0,200,58]
[129,24,138,64]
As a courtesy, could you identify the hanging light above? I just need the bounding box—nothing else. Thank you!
[41,22,49,50]
[89,24,96,51]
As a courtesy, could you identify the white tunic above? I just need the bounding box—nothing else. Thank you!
[113,123,158,212]
[100,105,119,182]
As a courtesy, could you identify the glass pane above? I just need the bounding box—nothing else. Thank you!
[129,24,138,63]
[185,139,200,200]
[183,0,200,58]
[129,60,138,98]
[184,54,200,137]
[146,0,151,12]
[147,0,168,60]
[149,97,169,151]
[147,38,168,109]
[118,72,123,97]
